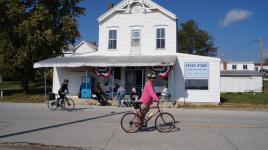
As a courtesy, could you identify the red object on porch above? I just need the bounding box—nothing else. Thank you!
[151,66,172,79]
[93,67,113,78]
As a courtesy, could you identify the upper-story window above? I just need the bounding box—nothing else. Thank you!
[108,30,117,49]
[232,65,237,70]
[156,28,165,49]
[243,65,248,70]
[131,30,141,47]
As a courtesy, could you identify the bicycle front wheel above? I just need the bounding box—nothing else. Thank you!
[121,112,140,133]
[47,100,58,110]
[63,98,75,111]
[155,112,175,132]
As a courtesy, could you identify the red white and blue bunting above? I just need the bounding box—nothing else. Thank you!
[151,66,172,79]
[92,67,113,78]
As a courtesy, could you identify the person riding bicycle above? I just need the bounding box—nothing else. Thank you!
[58,79,69,106]
[139,72,160,126]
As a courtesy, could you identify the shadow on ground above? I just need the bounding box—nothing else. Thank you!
[0,111,128,139]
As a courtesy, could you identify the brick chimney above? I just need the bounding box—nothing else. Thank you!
[107,3,114,10]
[91,41,97,47]
[223,62,227,71]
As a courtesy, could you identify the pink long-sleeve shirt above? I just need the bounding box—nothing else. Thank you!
[139,80,160,106]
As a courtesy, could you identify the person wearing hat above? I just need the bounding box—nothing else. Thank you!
[58,79,69,106]
[139,72,160,126]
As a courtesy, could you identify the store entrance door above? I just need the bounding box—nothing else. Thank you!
[125,70,143,95]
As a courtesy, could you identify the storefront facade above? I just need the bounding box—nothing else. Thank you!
[34,0,220,103]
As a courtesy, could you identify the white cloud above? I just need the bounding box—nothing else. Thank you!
[219,9,253,27]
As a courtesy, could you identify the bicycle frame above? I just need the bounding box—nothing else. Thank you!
[135,102,161,124]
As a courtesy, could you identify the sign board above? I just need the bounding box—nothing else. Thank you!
[184,62,209,79]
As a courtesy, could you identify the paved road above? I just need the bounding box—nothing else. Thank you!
[0,102,268,150]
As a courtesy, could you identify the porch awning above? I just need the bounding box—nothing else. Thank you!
[34,55,177,68]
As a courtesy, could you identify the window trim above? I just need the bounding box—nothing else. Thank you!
[185,79,209,90]
[243,65,248,70]
[156,28,166,49]
[131,29,141,47]
[232,65,237,70]
[108,30,117,50]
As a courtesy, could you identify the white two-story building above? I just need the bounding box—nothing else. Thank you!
[34,0,221,104]
[220,61,263,93]
[220,62,255,71]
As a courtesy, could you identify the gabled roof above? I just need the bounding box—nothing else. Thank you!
[64,41,97,57]
[97,0,177,22]
[74,41,97,51]
[221,70,263,77]
[221,61,255,64]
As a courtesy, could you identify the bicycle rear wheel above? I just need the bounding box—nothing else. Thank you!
[121,112,140,133]
[155,112,175,132]
[63,98,75,111]
[47,100,58,110]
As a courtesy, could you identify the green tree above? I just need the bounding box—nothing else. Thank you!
[177,20,217,56]
[0,0,85,92]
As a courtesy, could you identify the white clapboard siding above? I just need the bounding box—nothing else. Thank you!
[98,11,177,56]
[170,53,221,103]
[221,77,262,93]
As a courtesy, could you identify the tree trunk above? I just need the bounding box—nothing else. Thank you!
[21,76,29,94]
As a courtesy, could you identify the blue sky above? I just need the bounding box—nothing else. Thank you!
[77,0,268,62]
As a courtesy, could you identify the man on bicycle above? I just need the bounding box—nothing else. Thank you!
[139,72,160,126]
[58,79,69,106]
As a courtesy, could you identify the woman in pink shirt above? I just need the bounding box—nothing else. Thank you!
[139,72,160,125]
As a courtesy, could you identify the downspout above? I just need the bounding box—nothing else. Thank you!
[86,67,88,90]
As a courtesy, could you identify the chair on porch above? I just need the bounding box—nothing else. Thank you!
[131,95,139,102]
[121,95,131,107]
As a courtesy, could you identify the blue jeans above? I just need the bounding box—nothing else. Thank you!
[117,91,126,106]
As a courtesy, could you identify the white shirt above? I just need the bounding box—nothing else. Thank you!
[161,88,168,96]
[117,87,126,93]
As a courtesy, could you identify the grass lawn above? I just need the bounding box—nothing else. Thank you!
[221,81,268,105]
[0,81,51,103]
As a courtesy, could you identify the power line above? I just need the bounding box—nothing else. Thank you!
[220,39,258,58]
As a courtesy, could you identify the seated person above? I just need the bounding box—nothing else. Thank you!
[130,87,138,101]
[161,84,169,97]
[94,82,107,106]
[114,83,119,93]
[117,85,126,107]
[160,84,171,102]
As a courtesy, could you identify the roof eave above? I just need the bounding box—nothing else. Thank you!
[97,0,177,23]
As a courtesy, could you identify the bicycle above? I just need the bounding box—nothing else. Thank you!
[47,92,75,111]
[120,101,175,133]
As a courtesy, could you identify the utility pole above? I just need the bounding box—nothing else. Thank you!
[259,37,264,92]
[259,37,264,73]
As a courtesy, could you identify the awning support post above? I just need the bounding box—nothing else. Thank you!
[86,67,88,90]
[111,69,115,100]
[0,90,3,99]
[142,69,144,90]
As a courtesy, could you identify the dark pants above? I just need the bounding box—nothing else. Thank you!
[96,93,107,106]
[58,91,64,105]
